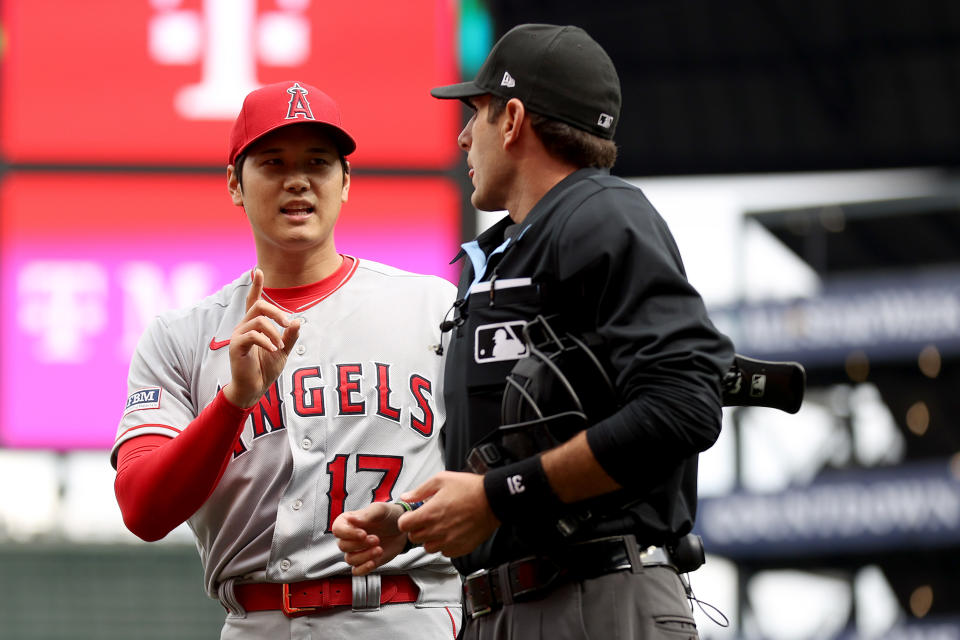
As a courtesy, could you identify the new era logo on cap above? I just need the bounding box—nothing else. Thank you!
[501,71,516,88]
[598,113,614,129]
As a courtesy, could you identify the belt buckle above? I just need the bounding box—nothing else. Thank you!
[282,583,322,617]
[464,570,494,619]
[508,556,559,600]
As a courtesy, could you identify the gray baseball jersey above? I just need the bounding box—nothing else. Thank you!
[111,259,459,602]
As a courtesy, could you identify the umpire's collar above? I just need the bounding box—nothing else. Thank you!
[449,167,610,265]
[449,214,515,264]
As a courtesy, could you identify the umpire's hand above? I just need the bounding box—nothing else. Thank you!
[223,268,301,408]
[397,471,500,558]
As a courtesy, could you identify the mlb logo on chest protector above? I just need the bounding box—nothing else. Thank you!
[475,322,529,364]
[125,387,162,414]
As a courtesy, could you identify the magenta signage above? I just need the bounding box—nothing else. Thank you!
[0,173,459,449]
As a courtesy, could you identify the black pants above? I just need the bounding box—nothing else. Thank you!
[462,566,698,640]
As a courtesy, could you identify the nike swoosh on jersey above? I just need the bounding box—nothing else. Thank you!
[209,338,231,350]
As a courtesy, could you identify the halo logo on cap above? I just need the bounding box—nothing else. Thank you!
[228,80,357,164]
[285,82,315,121]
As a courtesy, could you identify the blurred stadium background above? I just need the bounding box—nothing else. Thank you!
[1,1,958,638]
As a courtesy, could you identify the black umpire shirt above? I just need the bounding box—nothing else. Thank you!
[440,167,734,576]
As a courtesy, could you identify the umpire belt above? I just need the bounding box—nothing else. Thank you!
[233,574,419,617]
[464,535,676,619]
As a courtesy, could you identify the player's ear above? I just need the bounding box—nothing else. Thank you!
[340,162,350,204]
[227,165,244,206]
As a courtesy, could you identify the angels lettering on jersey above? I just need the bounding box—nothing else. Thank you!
[225,361,435,458]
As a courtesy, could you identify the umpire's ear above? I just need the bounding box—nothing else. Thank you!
[227,164,244,207]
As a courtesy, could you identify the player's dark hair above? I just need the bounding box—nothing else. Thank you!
[486,96,617,169]
[234,153,350,189]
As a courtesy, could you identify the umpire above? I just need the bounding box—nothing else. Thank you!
[334,23,734,640]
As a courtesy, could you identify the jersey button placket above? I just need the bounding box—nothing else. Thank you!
[301,438,312,450]
[292,499,303,511]
[293,314,307,356]
[279,559,291,571]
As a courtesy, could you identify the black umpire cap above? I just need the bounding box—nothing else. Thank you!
[430,23,622,139]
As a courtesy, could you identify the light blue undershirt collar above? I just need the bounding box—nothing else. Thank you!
[461,224,532,290]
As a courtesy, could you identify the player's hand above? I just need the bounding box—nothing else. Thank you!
[332,502,409,576]
[397,471,500,558]
[223,268,301,408]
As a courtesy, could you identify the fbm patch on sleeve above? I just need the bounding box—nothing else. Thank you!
[125,387,162,414]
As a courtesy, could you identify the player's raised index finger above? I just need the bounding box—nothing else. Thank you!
[245,268,265,312]
[245,298,292,328]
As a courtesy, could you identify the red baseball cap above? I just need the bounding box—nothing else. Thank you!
[228,81,357,165]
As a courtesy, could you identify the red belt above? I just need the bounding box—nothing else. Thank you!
[234,575,419,617]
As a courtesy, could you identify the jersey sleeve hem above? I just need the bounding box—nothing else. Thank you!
[110,424,181,469]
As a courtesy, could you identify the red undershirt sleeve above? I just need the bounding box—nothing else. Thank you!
[114,390,254,541]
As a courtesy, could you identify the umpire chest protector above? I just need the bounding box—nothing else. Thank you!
[466,314,618,475]
[441,171,612,482]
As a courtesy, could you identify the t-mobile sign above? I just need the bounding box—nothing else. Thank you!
[0,0,459,167]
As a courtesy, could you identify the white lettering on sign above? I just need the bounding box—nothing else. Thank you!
[734,288,960,353]
[702,478,960,545]
[15,259,216,364]
[18,261,109,362]
[118,261,215,358]
[148,0,312,119]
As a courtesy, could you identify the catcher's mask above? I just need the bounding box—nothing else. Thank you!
[466,315,618,473]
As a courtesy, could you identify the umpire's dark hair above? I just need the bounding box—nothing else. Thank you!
[487,96,618,169]
[234,153,351,190]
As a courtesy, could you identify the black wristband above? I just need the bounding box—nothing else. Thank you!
[483,454,562,524]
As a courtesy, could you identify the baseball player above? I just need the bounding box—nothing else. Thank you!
[333,25,734,639]
[111,81,461,639]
